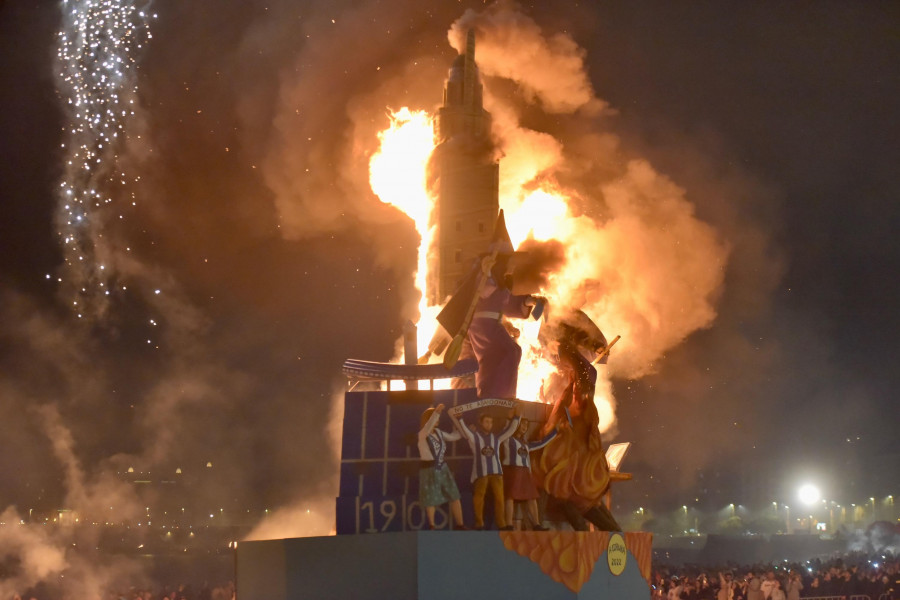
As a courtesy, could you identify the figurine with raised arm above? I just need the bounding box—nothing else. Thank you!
[451,406,521,530]
[417,404,468,530]
[501,417,558,530]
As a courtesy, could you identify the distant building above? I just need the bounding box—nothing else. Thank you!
[429,30,499,305]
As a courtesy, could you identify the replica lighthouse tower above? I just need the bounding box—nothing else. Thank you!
[429,30,500,305]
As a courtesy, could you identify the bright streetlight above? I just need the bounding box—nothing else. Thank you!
[798,484,821,506]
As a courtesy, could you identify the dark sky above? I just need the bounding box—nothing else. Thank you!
[1,0,898,527]
[580,3,900,509]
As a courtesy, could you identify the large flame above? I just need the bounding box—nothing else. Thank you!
[368,108,444,360]
[369,107,435,318]
[367,108,618,429]
[366,93,725,437]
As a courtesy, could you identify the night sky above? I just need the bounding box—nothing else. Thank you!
[1,0,898,533]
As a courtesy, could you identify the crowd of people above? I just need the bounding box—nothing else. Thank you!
[651,554,899,600]
[8,554,897,599]
[10,581,234,600]
[111,583,234,600]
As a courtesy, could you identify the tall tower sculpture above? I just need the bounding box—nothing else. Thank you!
[428,30,499,306]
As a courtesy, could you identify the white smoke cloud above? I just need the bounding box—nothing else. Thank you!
[446,3,729,391]
[0,507,67,598]
[331,2,732,442]
[449,1,605,114]
[38,405,143,524]
[0,394,148,599]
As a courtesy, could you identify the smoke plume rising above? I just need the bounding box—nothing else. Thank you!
[0,0,814,592]
[0,507,67,598]
[450,2,604,115]
[401,3,732,441]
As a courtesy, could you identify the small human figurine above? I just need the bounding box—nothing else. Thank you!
[451,407,521,530]
[501,417,558,530]
[417,404,468,530]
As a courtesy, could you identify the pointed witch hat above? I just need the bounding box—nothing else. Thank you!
[488,208,515,254]
[437,210,514,338]
[437,210,515,368]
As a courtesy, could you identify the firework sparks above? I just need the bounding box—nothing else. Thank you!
[55,0,154,318]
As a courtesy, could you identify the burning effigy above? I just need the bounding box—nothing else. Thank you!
[343,27,634,531]
[237,9,737,595]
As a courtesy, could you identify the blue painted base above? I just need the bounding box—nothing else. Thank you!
[236,531,650,600]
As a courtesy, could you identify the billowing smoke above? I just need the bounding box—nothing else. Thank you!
[450,1,603,115]
[0,362,148,597]
[243,495,337,541]
[0,500,146,599]
[439,5,788,495]
[0,0,791,592]
[847,522,900,555]
[0,507,67,598]
[449,3,729,381]
[510,238,567,294]
[38,405,142,524]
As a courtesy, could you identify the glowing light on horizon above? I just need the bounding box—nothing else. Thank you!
[56,0,155,317]
[798,484,821,506]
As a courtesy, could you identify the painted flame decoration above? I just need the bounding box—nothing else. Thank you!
[367,108,617,431]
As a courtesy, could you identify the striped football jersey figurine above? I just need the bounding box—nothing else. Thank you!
[451,408,521,530]
[417,404,468,530]
[501,417,558,530]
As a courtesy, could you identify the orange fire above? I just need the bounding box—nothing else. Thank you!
[367,108,618,428]
[367,98,726,435]
[367,108,445,359]
[368,107,435,314]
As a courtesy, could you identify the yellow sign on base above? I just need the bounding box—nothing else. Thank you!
[607,532,627,576]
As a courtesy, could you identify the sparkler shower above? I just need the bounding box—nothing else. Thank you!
[56,0,154,319]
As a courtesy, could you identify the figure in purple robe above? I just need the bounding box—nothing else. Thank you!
[437,210,549,399]
[467,275,538,399]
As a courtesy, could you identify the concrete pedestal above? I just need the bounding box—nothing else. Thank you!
[237,530,651,600]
